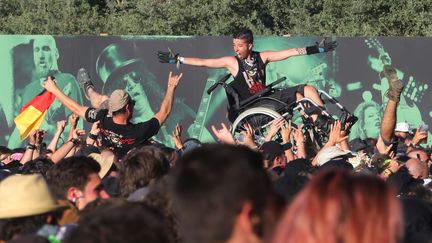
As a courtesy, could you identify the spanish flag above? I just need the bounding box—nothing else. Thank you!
[14,90,55,140]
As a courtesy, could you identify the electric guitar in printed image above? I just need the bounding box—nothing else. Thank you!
[364,37,427,127]
[303,63,328,90]
[187,76,221,142]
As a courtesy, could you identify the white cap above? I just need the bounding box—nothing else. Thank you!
[395,122,410,132]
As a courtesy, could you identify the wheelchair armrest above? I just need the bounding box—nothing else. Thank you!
[239,77,287,108]
[239,87,272,108]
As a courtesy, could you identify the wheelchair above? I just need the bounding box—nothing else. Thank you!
[207,73,357,150]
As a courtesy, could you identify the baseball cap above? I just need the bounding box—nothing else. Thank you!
[108,89,131,116]
[315,145,353,166]
[260,141,292,161]
[395,122,410,133]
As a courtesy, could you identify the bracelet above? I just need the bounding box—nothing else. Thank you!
[88,133,99,140]
[26,144,36,150]
[70,138,80,146]
[178,56,185,64]
[305,45,324,55]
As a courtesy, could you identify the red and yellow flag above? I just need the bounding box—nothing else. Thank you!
[14,90,55,140]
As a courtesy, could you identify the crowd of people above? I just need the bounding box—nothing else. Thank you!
[1,29,432,243]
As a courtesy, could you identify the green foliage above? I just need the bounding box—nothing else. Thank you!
[0,0,431,35]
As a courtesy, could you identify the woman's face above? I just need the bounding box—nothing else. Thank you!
[363,106,381,138]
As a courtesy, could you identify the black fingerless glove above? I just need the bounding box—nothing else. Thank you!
[157,50,180,64]
[306,38,337,55]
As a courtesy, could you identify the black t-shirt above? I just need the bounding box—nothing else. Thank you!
[85,108,160,159]
[231,51,267,100]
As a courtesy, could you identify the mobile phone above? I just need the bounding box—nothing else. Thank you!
[420,123,429,132]
[237,133,245,142]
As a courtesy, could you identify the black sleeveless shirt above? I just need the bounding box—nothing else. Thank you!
[231,51,267,100]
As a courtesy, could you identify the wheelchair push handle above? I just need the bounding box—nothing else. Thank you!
[206,73,232,95]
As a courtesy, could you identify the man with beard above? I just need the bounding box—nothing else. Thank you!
[8,36,83,148]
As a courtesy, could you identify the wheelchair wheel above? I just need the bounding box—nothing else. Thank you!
[231,107,283,145]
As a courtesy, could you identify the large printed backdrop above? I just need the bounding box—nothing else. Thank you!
[1,36,431,148]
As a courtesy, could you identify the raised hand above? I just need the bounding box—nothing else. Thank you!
[317,38,337,52]
[264,117,285,142]
[411,126,428,146]
[167,72,183,89]
[69,114,79,128]
[171,123,184,149]
[72,128,86,139]
[56,120,67,133]
[90,121,100,135]
[327,121,348,146]
[35,130,46,146]
[238,123,257,148]
[41,75,58,92]
[281,120,292,143]
[211,123,235,144]
[157,49,180,64]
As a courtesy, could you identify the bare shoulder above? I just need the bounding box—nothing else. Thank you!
[221,56,238,74]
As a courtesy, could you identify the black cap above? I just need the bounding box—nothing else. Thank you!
[260,141,292,161]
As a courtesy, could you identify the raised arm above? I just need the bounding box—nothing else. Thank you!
[157,50,238,73]
[42,76,88,118]
[260,38,337,63]
[154,72,182,125]
[46,120,66,153]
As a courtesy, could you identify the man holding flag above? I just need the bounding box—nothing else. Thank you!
[8,36,83,148]
[13,80,56,140]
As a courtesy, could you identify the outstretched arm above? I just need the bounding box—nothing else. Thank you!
[42,76,89,118]
[154,72,183,125]
[260,38,337,63]
[158,50,238,73]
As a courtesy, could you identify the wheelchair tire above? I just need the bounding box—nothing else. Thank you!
[231,107,283,145]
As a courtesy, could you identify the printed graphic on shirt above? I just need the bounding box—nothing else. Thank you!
[240,58,265,93]
[100,128,135,148]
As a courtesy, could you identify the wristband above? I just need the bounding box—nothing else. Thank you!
[178,56,185,64]
[26,144,36,150]
[306,45,320,55]
[70,138,80,146]
[88,133,99,140]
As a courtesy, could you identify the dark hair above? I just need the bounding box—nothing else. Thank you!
[45,156,101,200]
[11,148,25,154]
[65,201,172,243]
[232,28,254,44]
[119,146,170,198]
[0,146,11,155]
[159,146,179,167]
[0,212,53,241]
[170,144,271,243]
[20,157,54,178]
[143,176,180,242]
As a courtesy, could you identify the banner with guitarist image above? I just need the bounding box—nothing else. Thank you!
[0,36,431,147]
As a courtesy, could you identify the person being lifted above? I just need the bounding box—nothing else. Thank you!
[42,72,183,159]
[158,28,337,128]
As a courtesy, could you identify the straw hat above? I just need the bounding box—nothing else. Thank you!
[89,153,115,179]
[0,174,64,218]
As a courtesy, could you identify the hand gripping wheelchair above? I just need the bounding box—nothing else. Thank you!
[207,73,357,150]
